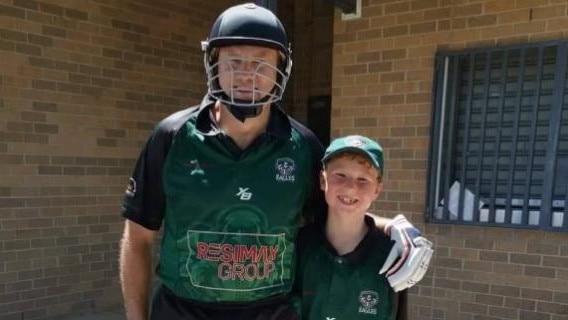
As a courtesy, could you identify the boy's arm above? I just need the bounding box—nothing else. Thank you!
[369,214,434,292]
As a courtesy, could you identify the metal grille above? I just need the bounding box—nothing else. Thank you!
[427,41,568,231]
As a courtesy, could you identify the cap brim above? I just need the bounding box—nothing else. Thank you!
[322,147,382,173]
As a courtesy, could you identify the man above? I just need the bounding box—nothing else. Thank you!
[119,3,432,320]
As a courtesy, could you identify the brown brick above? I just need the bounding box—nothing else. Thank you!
[42,26,66,38]
[462,281,489,294]
[521,288,553,301]
[7,121,33,133]
[488,306,517,319]
[505,297,536,310]
[37,166,62,175]
[28,34,53,47]
[383,25,409,38]
[369,61,392,73]
[385,2,409,14]
[463,260,492,272]
[527,242,559,255]
[78,65,100,76]
[29,57,53,69]
[34,124,58,134]
[543,256,568,268]
[1,29,27,42]
[16,43,42,55]
[0,39,15,51]
[32,79,56,91]
[465,239,494,250]
[54,61,78,72]
[65,8,88,21]
[468,14,497,27]
[453,4,482,17]
[518,310,550,320]
[436,257,463,269]
[5,240,31,250]
[410,22,436,34]
[435,278,460,289]
[475,293,504,306]
[57,82,82,94]
[461,302,488,314]
[39,2,63,15]
[0,4,25,18]
[510,253,541,265]
[537,301,568,315]
[381,71,405,82]
[491,285,520,297]
[12,0,39,10]
[479,251,508,262]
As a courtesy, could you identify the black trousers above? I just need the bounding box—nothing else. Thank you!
[150,285,299,320]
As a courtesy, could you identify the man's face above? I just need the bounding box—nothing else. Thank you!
[216,45,280,103]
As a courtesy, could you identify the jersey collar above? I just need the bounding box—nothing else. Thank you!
[322,215,394,265]
[195,95,292,139]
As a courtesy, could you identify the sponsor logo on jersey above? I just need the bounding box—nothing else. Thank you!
[125,177,136,196]
[184,230,287,290]
[236,187,253,200]
[196,241,277,281]
[275,158,295,182]
[358,290,379,315]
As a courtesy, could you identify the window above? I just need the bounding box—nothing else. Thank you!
[426,41,568,232]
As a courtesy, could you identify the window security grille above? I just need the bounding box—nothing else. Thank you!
[426,41,568,232]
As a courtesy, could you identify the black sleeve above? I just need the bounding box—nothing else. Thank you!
[289,117,327,225]
[120,107,197,230]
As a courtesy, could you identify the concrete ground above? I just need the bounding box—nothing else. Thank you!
[61,309,124,320]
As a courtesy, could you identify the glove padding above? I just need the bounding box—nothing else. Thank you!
[379,214,433,292]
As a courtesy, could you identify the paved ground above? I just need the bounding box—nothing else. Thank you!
[62,309,124,320]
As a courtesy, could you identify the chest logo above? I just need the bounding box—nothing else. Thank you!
[358,290,379,315]
[275,158,296,182]
[236,187,253,201]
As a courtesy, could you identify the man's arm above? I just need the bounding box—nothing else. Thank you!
[120,220,158,320]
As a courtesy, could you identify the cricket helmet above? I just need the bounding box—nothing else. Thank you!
[201,3,292,120]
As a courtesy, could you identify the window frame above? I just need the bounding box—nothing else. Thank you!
[426,40,568,232]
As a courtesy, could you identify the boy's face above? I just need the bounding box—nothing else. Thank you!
[320,154,382,217]
[216,45,279,103]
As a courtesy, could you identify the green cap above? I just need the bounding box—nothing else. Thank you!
[322,135,384,175]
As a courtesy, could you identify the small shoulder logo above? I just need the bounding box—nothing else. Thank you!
[358,290,379,315]
[275,158,295,182]
[125,178,136,197]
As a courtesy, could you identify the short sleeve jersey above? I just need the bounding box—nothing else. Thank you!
[121,97,325,304]
[295,216,405,320]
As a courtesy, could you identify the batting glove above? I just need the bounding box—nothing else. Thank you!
[379,214,433,292]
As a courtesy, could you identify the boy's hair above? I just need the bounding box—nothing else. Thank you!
[322,151,382,182]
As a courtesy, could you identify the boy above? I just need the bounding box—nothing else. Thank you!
[295,135,418,319]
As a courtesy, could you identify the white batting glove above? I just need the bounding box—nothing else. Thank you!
[379,214,433,292]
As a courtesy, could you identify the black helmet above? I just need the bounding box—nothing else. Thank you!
[201,3,292,121]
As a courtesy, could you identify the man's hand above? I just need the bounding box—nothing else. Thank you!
[379,214,433,292]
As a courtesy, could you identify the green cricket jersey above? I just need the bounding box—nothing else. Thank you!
[122,97,325,307]
[295,216,406,320]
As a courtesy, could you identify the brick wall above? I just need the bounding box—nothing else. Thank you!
[331,0,568,319]
[0,1,241,319]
